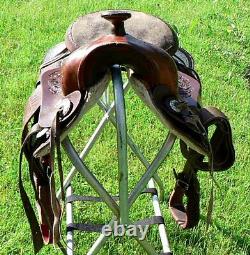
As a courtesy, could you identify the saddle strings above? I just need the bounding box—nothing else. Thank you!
[50,109,66,244]
[196,116,216,229]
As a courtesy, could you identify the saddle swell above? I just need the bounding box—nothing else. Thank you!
[62,34,178,96]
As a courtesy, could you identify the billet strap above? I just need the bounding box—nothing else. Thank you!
[20,128,59,251]
[20,83,51,249]
[21,113,65,247]
[19,125,44,254]
[169,106,235,229]
[169,167,200,229]
[20,121,63,250]
[48,110,65,244]
[20,84,56,250]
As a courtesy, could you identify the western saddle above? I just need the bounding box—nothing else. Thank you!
[19,10,235,253]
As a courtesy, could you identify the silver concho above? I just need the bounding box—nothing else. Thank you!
[48,71,62,94]
[58,98,72,117]
[169,99,181,112]
[178,74,192,98]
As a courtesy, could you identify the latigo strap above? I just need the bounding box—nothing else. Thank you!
[19,84,81,253]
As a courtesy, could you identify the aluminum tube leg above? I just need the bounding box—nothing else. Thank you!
[62,137,119,217]
[101,78,129,106]
[98,100,166,202]
[57,102,115,199]
[134,238,158,255]
[111,65,129,224]
[102,86,109,106]
[57,83,130,199]
[148,179,171,254]
[66,186,74,255]
[129,134,176,208]
[153,174,165,202]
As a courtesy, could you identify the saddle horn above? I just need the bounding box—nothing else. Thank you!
[101,10,131,36]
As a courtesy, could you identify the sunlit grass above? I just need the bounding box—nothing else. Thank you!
[0,0,249,254]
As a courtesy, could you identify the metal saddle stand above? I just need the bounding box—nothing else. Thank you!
[59,65,175,255]
[19,10,235,255]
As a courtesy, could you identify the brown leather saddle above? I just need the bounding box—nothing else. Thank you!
[19,10,235,253]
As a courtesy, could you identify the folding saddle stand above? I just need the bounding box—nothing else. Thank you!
[57,66,175,255]
[20,10,235,255]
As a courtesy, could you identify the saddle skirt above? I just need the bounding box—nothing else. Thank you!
[19,10,235,253]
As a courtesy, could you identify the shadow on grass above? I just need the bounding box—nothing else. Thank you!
[198,215,249,253]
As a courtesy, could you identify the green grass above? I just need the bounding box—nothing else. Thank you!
[0,0,249,254]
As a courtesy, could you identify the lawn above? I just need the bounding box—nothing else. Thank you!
[0,0,249,254]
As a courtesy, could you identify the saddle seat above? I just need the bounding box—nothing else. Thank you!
[66,10,179,54]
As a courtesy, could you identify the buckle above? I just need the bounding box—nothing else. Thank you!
[173,169,189,191]
[176,179,189,191]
